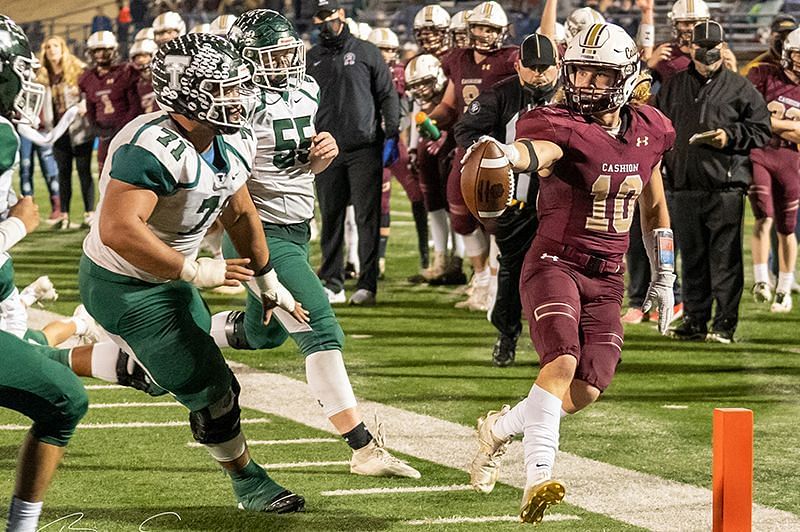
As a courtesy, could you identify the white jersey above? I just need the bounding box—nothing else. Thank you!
[0,115,20,270]
[249,76,319,225]
[83,111,256,282]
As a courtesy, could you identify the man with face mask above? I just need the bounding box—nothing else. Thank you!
[454,34,559,367]
[307,0,400,306]
[655,21,771,343]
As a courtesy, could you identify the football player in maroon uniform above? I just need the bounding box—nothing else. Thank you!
[413,4,451,59]
[746,27,800,312]
[368,27,428,278]
[129,38,157,114]
[78,31,141,178]
[427,1,518,309]
[466,24,676,523]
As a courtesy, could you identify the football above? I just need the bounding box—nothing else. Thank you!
[460,140,513,219]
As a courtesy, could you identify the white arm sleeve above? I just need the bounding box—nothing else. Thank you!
[0,288,29,339]
[0,218,27,254]
[16,106,79,147]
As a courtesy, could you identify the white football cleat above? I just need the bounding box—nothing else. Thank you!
[469,405,512,494]
[752,282,772,304]
[455,281,491,311]
[324,287,346,305]
[519,478,566,524]
[20,276,58,307]
[770,292,793,313]
[73,304,101,345]
[350,423,421,479]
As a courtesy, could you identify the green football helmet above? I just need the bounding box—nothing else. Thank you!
[151,33,253,134]
[0,15,45,125]
[228,10,305,91]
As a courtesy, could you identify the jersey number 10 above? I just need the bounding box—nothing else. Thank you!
[586,174,642,233]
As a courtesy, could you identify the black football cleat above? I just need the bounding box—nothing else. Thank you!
[492,333,518,367]
[668,318,707,341]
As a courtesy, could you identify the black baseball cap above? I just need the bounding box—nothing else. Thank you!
[315,0,340,19]
[692,20,724,47]
[771,14,798,34]
[520,34,557,68]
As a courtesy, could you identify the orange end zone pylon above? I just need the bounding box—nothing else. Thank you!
[712,408,753,532]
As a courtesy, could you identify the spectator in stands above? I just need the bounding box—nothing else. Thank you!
[117,1,132,58]
[91,7,114,34]
[18,121,62,224]
[37,36,94,230]
[130,0,150,30]
[655,21,771,343]
[308,0,400,306]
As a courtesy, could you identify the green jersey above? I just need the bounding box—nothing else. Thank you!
[248,76,319,225]
[83,111,256,282]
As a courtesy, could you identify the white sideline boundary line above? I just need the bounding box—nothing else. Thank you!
[25,309,800,531]
[260,460,349,470]
[404,514,580,525]
[85,384,126,390]
[0,418,269,431]
[321,484,473,496]
[90,402,181,409]
[187,437,339,448]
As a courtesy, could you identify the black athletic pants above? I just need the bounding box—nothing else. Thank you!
[316,144,383,294]
[490,203,539,339]
[53,134,95,215]
[669,189,745,333]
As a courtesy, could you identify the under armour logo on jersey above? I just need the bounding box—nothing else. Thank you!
[482,63,492,71]
[540,253,559,262]
[636,136,649,147]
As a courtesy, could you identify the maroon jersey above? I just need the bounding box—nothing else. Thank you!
[136,76,156,114]
[747,63,800,150]
[653,43,691,85]
[442,46,518,116]
[516,105,676,261]
[79,62,142,134]
[390,62,406,97]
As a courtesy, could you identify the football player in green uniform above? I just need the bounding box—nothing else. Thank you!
[213,10,420,479]
[0,15,92,532]
[79,33,307,514]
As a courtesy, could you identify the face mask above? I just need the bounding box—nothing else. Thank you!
[694,46,721,66]
[523,80,556,102]
[771,35,785,58]
[319,20,346,46]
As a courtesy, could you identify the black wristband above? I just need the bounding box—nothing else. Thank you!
[519,139,539,174]
[255,260,274,277]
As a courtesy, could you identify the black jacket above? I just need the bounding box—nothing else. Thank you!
[307,26,400,152]
[655,64,771,191]
[454,75,557,147]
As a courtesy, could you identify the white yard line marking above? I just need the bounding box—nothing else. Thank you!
[662,405,689,410]
[321,484,473,496]
[186,437,338,448]
[0,418,269,431]
[405,514,580,525]
[229,361,800,532]
[260,460,349,470]
[84,384,126,390]
[90,402,181,409]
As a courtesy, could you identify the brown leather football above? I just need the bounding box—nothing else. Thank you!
[460,140,513,219]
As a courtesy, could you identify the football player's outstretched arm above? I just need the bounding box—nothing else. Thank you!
[99,179,253,284]
[638,164,670,231]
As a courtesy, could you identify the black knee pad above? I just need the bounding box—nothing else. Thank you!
[225,311,252,350]
[189,373,242,444]
[116,351,168,397]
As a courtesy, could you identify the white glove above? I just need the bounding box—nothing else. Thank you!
[247,268,297,317]
[460,135,521,167]
[642,227,676,335]
[642,271,677,334]
[179,257,227,288]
